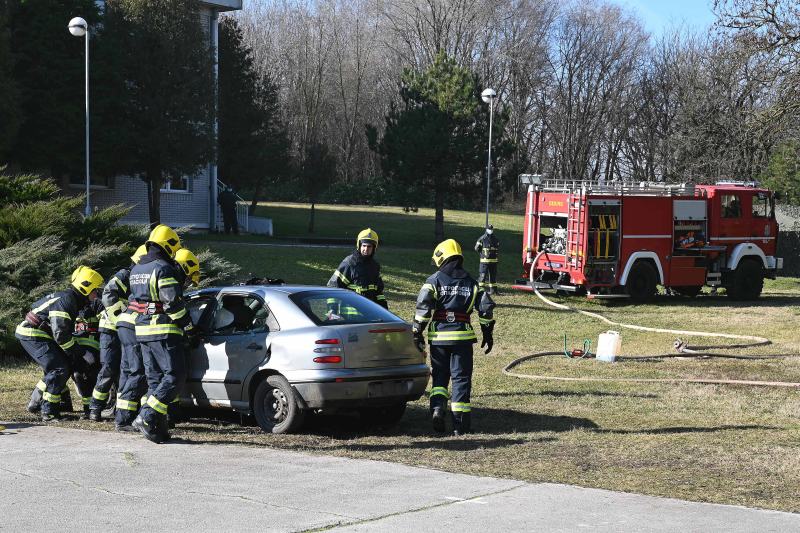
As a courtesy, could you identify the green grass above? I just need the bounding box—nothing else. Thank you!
[3,203,800,512]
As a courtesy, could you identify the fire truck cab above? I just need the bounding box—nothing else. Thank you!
[517,177,783,301]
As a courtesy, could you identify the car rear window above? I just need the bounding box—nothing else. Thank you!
[290,290,399,326]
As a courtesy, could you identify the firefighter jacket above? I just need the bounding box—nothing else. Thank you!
[129,248,190,340]
[99,266,132,333]
[15,287,87,357]
[475,233,500,263]
[328,250,388,308]
[412,260,495,345]
[74,298,103,352]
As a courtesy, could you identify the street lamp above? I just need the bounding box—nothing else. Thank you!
[481,87,497,229]
[68,16,91,217]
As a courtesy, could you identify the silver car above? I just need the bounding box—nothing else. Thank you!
[183,285,429,433]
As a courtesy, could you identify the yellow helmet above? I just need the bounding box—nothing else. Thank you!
[432,239,462,268]
[356,228,379,249]
[175,248,200,286]
[130,244,147,264]
[71,266,104,296]
[147,224,181,258]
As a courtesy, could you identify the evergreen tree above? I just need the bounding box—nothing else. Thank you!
[218,16,289,213]
[98,0,215,225]
[7,0,99,177]
[369,53,511,242]
[0,1,19,161]
[761,141,800,206]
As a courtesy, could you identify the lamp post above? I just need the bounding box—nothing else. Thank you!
[481,88,497,229]
[68,16,90,217]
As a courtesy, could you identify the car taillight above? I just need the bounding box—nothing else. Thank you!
[315,338,340,344]
[313,355,342,364]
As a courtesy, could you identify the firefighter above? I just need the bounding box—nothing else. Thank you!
[128,225,189,443]
[71,297,103,418]
[412,239,495,436]
[15,266,104,421]
[142,248,201,430]
[474,224,500,295]
[89,245,147,422]
[327,228,388,309]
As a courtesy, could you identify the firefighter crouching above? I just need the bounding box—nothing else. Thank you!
[328,228,388,309]
[16,266,104,421]
[474,224,500,295]
[71,297,104,418]
[412,239,495,436]
[90,245,147,423]
[128,225,190,443]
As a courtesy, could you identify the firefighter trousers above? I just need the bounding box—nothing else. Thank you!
[90,330,121,411]
[478,263,498,294]
[138,335,186,428]
[429,343,473,432]
[19,338,71,416]
[71,348,101,412]
[115,325,146,426]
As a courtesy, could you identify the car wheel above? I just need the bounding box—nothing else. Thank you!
[359,402,407,427]
[726,259,764,300]
[253,375,305,434]
[625,261,658,302]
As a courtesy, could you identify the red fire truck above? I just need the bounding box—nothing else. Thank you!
[515,177,783,301]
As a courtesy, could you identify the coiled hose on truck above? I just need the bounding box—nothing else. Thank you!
[503,251,800,388]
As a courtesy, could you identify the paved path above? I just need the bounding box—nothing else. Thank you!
[0,423,797,532]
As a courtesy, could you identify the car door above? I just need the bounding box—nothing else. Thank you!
[188,290,276,405]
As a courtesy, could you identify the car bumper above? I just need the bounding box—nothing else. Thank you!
[286,364,430,409]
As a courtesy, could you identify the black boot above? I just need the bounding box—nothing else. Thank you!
[88,407,102,422]
[59,389,75,413]
[27,387,43,414]
[41,405,61,422]
[453,412,471,436]
[133,415,164,444]
[82,405,91,420]
[431,406,446,433]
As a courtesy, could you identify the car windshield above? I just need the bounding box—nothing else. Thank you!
[290,290,399,326]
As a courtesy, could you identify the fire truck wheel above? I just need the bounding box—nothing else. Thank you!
[625,261,658,302]
[673,286,702,298]
[727,259,764,301]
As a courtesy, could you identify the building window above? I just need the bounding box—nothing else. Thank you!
[161,175,190,192]
[68,174,113,188]
[721,194,741,218]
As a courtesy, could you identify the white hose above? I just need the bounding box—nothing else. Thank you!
[504,251,800,388]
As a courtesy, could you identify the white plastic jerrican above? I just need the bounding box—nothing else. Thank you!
[596,331,621,362]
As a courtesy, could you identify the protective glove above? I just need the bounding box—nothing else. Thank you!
[480,323,494,354]
[413,331,426,353]
[82,351,98,367]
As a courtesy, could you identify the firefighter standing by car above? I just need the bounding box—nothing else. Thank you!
[412,239,495,436]
[89,245,147,423]
[328,228,388,309]
[128,225,191,443]
[474,224,500,295]
[15,266,104,421]
[141,247,201,430]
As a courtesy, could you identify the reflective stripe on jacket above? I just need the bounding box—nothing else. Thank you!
[327,250,388,308]
[129,250,188,340]
[412,263,495,346]
[99,267,131,332]
[14,288,85,355]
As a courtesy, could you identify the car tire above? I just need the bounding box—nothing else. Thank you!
[359,402,407,427]
[726,259,764,301]
[625,261,658,302]
[253,375,305,434]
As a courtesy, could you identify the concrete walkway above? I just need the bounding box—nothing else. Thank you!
[0,423,797,532]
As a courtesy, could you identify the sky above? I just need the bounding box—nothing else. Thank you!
[610,0,718,38]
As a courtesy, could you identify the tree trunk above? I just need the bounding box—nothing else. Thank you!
[434,187,444,244]
[146,169,162,227]
[308,201,315,233]
[249,181,263,216]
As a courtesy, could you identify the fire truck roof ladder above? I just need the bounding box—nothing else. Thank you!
[533,179,695,197]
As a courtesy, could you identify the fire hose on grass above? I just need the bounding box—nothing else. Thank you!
[503,251,800,388]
